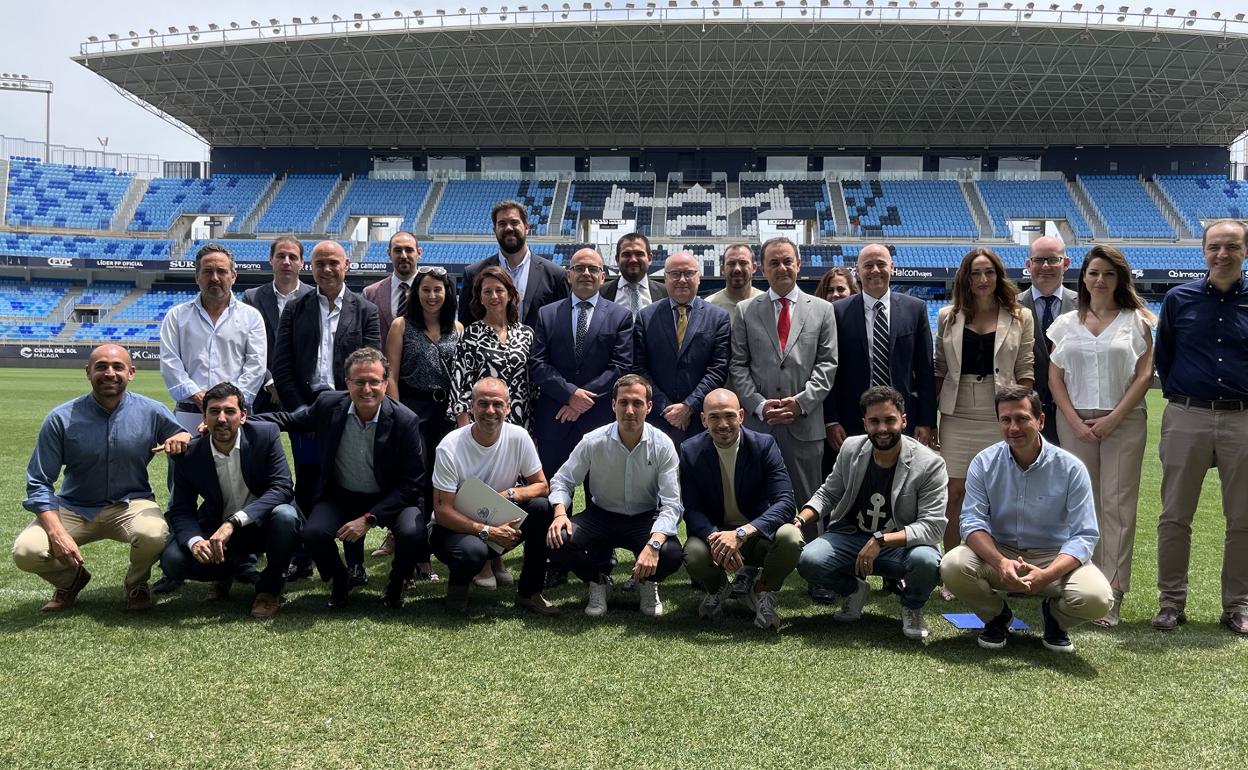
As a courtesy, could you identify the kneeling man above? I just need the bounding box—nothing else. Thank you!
[796,386,947,640]
[681,388,799,631]
[159,382,300,618]
[941,385,1112,653]
[430,377,557,615]
[547,374,684,617]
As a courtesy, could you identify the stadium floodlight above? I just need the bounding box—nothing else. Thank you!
[1237,13,1246,22]
[148,28,158,35]
[1186,9,1195,15]
[1211,11,1220,18]
[1119,4,1128,10]
[843,0,850,5]
[372,12,383,19]
[229,21,239,28]
[332,14,342,20]
[1143,5,1151,11]
[395,10,404,16]
[269,18,280,25]
[414,9,423,15]
[250,19,260,26]
[128,30,138,36]
[436,9,445,14]
[978,1,987,7]
[1164,7,1174,13]
[1049,3,1058,10]
[88,35,99,42]
[1072,2,1082,9]
[930,1,939,7]
[354,13,365,19]
[480,6,488,12]
[1003,2,1012,8]
[188,25,199,32]
[107,33,119,40]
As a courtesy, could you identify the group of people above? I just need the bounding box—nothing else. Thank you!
[13,200,1248,651]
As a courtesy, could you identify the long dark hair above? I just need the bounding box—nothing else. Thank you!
[951,247,1021,320]
[815,267,859,301]
[1076,245,1155,324]
[406,269,457,335]
[469,266,520,325]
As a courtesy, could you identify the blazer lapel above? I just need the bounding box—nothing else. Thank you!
[780,292,809,362]
[372,399,393,490]
[198,440,226,517]
[522,255,542,319]
[992,306,1011,358]
[753,293,784,360]
[890,439,914,512]
[677,298,707,359]
[948,309,965,379]
[654,299,680,357]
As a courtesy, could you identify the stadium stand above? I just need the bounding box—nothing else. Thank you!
[255,175,339,233]
[429,179,558,236]
[128,175,272,233]
[1079,175,1174,239]
[842,180,977,238]
[185,239,350,264]
[71,323,161,343]
[976,179,1093,238]
[0,279,71,317]
[5,157,132,230]
[113,289,202,321]
[739,179,835,238]
[1154,175,1248,235]
[562,179,656,236]
[0,233,171,261]
[324,177,432,235]
[76,281,135,306]
[0,321,65,340]
[666,181,730,238]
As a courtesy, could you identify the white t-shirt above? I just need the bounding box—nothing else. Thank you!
[432,423,542,496]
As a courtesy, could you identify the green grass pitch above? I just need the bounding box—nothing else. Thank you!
[0,367,1244,769]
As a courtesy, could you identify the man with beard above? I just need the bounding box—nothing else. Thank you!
[600,232,667,317]
[458,200,568,329]
[705,243,763,315]
[363,230,422,336]
[1018,236,1077,444]
[796,386,948,640]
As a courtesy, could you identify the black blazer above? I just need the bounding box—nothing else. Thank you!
[272,287,381,409]
[825,291,936,432]
[242,281,314,371]
[251,391,425,525]
[601,276,668,306]
[166,422,294,547]
[1017,286,1078,405]
[633,296,731,421]
[679,426,795,541]
[457,252,569,329]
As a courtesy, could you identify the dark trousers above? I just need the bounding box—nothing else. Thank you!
[429,497,553,598]
[291,433,363,571]
[402,392,456,524]
[306,489,427,588]
[1041,400,1061,446]
[550,504,684,584]
[159,503,302,596]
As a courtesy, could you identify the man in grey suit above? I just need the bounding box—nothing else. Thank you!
[362,230,421,336]
[729,236,837,517]
[1018,236,1077,444]
[600,232,667,316]
[242,235,313,413]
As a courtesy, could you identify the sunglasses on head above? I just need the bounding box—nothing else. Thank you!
[416,265,448,276]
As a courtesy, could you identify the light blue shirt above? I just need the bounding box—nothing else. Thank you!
[501,250,532,303]
[960,438,1099,564]
[569,292,600,340]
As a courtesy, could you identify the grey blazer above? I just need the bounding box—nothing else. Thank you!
[728,288,838,442]
[805,434,949,547]
[1018,286,1077,405]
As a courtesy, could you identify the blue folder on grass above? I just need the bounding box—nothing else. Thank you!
[942,613,1030,631]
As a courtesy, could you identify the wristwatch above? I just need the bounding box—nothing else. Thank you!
[872,531,886,548]
[477,525,491,542]
[363,512,378,528]
[505,487,516,502]
[734,526,749,541]
[647,538,662,551]
[228,513,246,529]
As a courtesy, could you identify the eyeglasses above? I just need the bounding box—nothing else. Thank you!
[348,378,385,388]
[569,264,604,275]
[416,265,448,276]
[1029,257,1065,266]
[664,270,699,280]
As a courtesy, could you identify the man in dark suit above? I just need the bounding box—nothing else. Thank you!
[242,236,313,414]
[530,247,634,476]
[680,389,799,631]
[633,250,731,445]
[458,200,568,329]
[825,244,936,453]
[1019,236,1078,444]
[158,382,300,618]
[600,232,667,316]
[252,347,427,610]
[272,240,381,584]
[362,230,421,336]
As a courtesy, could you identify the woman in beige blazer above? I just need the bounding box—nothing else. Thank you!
[934,247,1034,563]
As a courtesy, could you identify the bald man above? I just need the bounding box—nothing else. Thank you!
[13,344,191,612]
[1019,236,1077,444]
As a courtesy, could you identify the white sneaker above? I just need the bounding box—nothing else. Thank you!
[639,581,664,617]
[753,590,782,632]
[585,581,609,617]
[698,583,731,621]
[901,606,929,640]
[832,578,870,622]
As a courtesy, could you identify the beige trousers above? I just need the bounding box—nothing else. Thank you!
[1056,407,1147,595]
[11,500,168,590]
[1157,402,1248,613]
[941,543,1113,630]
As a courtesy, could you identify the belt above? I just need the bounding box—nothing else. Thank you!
[1167,395,1248,412]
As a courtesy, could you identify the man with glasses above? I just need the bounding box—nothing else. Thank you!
[600,232,667,317]
[706,243,763,316]
[458,200,568,329]
[251,347,427,610]
[633,251,731,445]
[363,230,422,335]
[1019,236,1077,444]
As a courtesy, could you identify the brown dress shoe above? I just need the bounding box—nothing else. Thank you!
[370,533,395,557]
[41,566,92,612]
[515,592,560,617]
[1221,611,1248,636]
[250,592,281,619]
[1151,606,1187,631]
[206,578,233,601]
[125,582,154,611]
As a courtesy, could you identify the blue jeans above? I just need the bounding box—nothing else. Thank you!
[160,503,302,597]
[797,530,940,610]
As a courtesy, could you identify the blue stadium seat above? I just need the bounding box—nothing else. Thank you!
[1079,176,1174,238]
[740,179,835,238]
[128,175,272,232]
[0,233,171,261]
[5,157,132,230]
[325,178,432,235]
[976,180,1093,238]
[256,174,339,232]
[563,180,655,235]
[1155,175,1248,235]
[666,181,729,238]
[429,179,557,236]
[842,180,977,238]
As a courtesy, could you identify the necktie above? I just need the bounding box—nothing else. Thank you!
[870,302,890,387]
[396,281,410,319]
[628,282,641,317]
[777,297,791,353]
[1041,294,1058,333]
[575,300,592,360]
[675,304,689,349]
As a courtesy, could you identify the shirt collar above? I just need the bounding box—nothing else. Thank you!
[1202,275,1248,297]
[1009,436,1052,472]
[197,293,234,312]
[767,286,801,304]
[318,285,345,307]
[272,281,300,299]
[210,430,243,461]
[347,401,381,425]
[1031,285,1059,303]
[500,250,532,272]
[573,292,600,309]
[608,421,650,448]
[863,291,890,312]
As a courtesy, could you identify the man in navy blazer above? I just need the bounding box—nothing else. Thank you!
[241,235,313,413]
[600,232,668,316]
[458,200,568,329]
[530,247,634,476]
[159,382,300,618]
[825,244,936,453]
[633,251,731,445]
[252,348,427,611]
[680,389,801,631]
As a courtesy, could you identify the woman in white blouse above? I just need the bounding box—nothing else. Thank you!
[1047,245,1156,627]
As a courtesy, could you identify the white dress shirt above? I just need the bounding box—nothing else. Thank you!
[1048,308,1153,410]
[273,282,301,316]
[620,278,653,315]
[569,292,601,339]
[390,274,414,318]
[187,432,254,548]
[754,285,804,421]
[549,422,684,536]
[159,294,267,405]
[862,291,892,369]
[311,286,344,392]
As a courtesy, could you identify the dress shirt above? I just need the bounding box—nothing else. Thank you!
[390,274,414,318]
[1048,309,1151,410]
[621,279,652,313]
[501,250,532,303]
[311,286,345,392]
[24,392,184,519]
[569,292,601,340]
[753,285,804,422]
[862,291,892,369]
[186,433,255,547]
[159,295,267,404]
[273,282,300,316]
[549,422,683,536]
[335,402,380,494]
[960,439,1099,564]
[1155,276,1248,401]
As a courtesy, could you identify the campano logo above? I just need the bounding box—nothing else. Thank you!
[46,258,73,267]
[19,347,33,359]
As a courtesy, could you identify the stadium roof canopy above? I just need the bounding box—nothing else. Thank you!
[74,4,1248,150]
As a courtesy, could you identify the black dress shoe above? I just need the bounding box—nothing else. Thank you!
[348,563,368,590]
[381,580,404,610]
[152,575,183,595]
[284,561,314,582]
[327,577,350,610]
[234,568,261,586]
